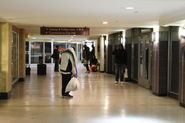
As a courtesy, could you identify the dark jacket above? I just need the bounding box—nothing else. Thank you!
[52,49,59,60]
[113,49,127,65]
[82,47,90,60]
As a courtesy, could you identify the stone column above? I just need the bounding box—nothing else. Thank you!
[19,29,26,81]
[100,35,105,72]
[152,27,169,96]
[0,23,12,99]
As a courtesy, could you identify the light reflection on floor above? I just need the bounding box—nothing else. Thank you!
[0,64,185,123]
[91,117,168,123]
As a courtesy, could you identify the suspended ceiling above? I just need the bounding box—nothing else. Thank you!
[1,0,185,39]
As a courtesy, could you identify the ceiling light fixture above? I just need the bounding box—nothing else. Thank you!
[125,7,135,10]
[103,21,108,25]
[32,37,37,39]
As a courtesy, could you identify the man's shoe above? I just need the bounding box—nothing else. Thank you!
[62,94,73,98]
[67,94,73,98]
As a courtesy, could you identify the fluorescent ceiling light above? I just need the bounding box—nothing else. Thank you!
[32,37,37,39]
[102,21,108,24]
[125,7,135,10]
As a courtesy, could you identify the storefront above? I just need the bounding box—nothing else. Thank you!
[26,41,82,65]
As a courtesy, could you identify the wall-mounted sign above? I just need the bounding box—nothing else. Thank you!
[40,27,90,35]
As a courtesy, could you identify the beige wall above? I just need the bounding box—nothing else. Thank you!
[0,22,12,93]
[0,23,26,95]
[0,24,2,71]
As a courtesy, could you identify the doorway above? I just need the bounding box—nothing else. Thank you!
[138,33,152,89]
[168,27,180,99]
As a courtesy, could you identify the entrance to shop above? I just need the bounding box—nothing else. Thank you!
[26,41,83,65]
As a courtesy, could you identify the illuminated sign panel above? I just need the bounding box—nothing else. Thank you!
[40,27,90,35]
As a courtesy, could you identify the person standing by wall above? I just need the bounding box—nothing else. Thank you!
[59,47,77,98]
[52,46,59,72]
[112,44,127,84]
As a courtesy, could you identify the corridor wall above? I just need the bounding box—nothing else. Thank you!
[0,23,12,99]
[0,23,26,99]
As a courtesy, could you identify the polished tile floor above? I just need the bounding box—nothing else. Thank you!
[0,64,185,123]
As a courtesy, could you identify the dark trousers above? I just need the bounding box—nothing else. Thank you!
[62,74,72,96]
[85,64,90,71]
[115,64,125,82]
[54,59,59,72]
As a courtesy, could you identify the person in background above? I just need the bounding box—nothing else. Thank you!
[91,44,95,58]
[52,46,59,72]
[82,44,90,73]
[59,47,77,98]
[90,44,97,72]
[112,44,127,84]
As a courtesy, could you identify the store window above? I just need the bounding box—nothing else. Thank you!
[26,42,30,64]
[12,31,19,83]
[30,42,52,64]
[31,42,43,64]
[45,42,52,63]
[28,41,81,64]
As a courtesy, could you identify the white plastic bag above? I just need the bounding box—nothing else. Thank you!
[65,77,80,92]
[124,68,128,78]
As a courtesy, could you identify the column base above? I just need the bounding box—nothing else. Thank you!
[18,78,25,82]
[153,92,167,96]
[168,92,178,99]
[0,92,11,99]
[180,103,185,108]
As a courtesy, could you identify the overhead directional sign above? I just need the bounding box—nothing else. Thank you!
[40,26,90,35]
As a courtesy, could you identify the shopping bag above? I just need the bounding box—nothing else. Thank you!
[124,68,128,78]
[65,77,80,92]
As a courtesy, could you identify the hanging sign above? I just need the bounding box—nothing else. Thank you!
[40,26,90,35]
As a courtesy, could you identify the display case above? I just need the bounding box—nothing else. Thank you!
[12,31,19,83]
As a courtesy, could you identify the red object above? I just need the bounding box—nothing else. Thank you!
[58,48,67,51]
[90,65,97,72]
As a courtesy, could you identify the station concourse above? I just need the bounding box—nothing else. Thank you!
[1,0,185,123]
